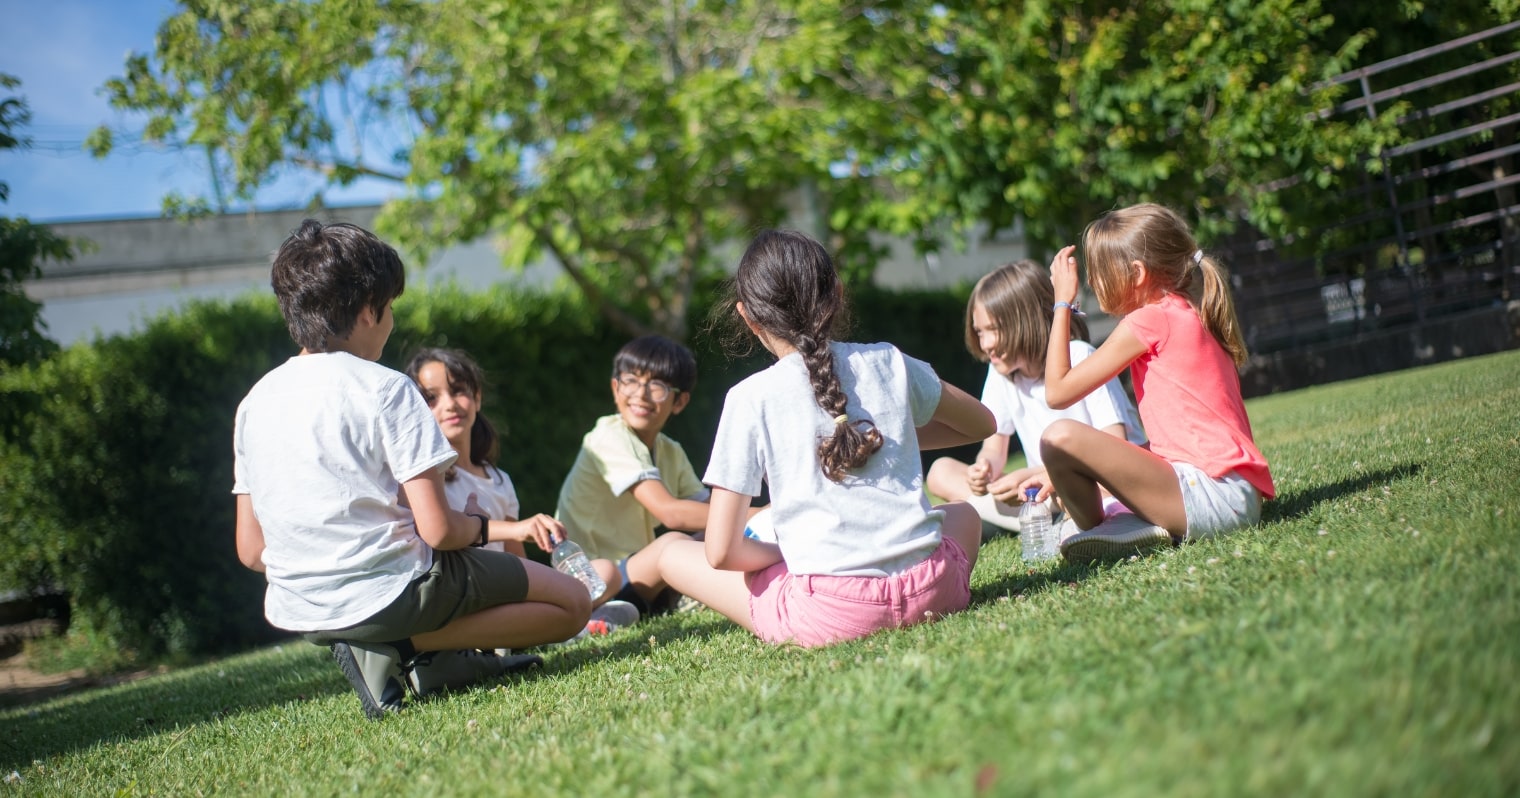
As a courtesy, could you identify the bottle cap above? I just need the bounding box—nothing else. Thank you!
[1025,487,1039,501]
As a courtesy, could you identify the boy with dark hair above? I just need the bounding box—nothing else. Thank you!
[556,335,750,616]
[233,219,590,720]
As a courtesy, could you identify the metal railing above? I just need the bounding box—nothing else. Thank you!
[1220,21,1520,355]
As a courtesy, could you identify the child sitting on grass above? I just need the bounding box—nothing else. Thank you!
[657,229,995,647]
[1036,203,1275,561]
[926,259,1145,533]
[555,335,748,618]
[232,220,589,720]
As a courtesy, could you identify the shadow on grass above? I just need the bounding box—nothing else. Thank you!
[0,615,740,770]
[1264,462,1423,524]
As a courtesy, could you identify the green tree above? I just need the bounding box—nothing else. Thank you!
[92,0,944,340]
[1,74,70,368]
[93,1,1427,335]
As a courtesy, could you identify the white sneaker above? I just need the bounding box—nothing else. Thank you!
[1058,513,1174,563]
[965,493,1022,534]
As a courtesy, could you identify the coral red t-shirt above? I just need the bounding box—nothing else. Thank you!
[1124,293,1275,499]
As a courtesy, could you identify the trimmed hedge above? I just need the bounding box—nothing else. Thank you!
[0,282,978,659]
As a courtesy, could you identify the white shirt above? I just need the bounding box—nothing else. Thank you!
[981,340,1147,467]
[704,342,943,577]
[232,352,456,631]
[443,464,520,554]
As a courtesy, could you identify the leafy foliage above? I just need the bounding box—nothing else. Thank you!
[0,74,71,369]
[91,0,1426,339]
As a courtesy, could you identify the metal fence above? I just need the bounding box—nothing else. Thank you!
[1219,21,1520,357]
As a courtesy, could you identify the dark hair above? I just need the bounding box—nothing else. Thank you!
[1082,203,1247,364]
[964,259,1090,378]
[270,219,405,352]
[403,347,500,480]
[722,229,881,483]
[611,335,697,393]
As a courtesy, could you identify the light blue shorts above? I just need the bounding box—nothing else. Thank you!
[1173,462,1262,541]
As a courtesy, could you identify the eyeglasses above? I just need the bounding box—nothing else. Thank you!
[616,375,679,402]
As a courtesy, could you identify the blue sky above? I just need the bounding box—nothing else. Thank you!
[0,0,397,223]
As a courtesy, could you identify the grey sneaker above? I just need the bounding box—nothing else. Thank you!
[331,641,407,720]
[591,599,640,628]
[407,649,543,698]
[1059,513,1175,563]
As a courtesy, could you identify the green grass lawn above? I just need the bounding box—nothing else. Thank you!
[4,351,1518,797]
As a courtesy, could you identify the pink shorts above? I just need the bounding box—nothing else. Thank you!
[746,536,972,648]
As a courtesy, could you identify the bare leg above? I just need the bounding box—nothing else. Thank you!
[934,501,983,571]
[926,457,973,502]
[410,560,590,651]
[590,558,622,607]
[623,532,691,605]
[1040,419,1186,535]
[655,537,757,633]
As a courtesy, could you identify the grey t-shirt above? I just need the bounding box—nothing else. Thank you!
[704,341,943,577]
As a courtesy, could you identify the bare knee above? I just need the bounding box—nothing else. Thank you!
[540,567,592,628]
[926,457,968,500]
[1040,419,1085,464]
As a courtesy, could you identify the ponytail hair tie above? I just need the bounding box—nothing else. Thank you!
[833,413,849,426]
[1192,249,1204,265]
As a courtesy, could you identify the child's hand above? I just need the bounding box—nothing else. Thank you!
[1049,245,1080,304]
[464,492,486,518]
[966,458,992,495]
[987,474,1022,506]
[1013,472,1052,504]
[514,514,564,553]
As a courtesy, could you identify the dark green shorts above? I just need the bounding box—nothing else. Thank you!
[304,548,529,645]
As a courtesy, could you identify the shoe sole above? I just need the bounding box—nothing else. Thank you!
[331,642,392,721]
[1060,529,1174,563]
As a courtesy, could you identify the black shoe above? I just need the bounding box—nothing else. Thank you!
[407,649,544,698]
[331,640,407,720]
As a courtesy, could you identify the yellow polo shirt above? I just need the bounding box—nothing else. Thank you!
[554,414,707,562]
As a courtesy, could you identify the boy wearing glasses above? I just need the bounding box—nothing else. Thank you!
[555,335,717,616]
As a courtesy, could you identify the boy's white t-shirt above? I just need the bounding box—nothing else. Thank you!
[704,341,943,577]
[982,340,1147,468]
[443,465,520,554]
[232,352,457,631]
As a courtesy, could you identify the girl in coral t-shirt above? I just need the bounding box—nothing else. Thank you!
[1035,203,1275,562]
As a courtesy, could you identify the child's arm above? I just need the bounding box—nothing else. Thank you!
[402,468,493,550]
[916,379,997,450]
[1044,245,1147,409]
[703,486,781,572]
[235,494,266,573]
[491,514,562,554]
[630,479,713,533]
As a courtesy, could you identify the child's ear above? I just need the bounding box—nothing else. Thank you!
[672,391,692,415]
[736,301,762,336]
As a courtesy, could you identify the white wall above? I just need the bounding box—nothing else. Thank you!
[27,204,1045,344]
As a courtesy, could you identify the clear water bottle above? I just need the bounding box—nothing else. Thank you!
[1020,487,1052,562]
[550,537,606,598]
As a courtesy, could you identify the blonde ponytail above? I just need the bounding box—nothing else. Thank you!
[1195,255,1248,366]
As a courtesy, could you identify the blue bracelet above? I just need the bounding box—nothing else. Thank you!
[1053,301,1086,316]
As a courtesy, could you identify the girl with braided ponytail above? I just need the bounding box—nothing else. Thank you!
[657,229,995,647]
[1038,203,1275,562]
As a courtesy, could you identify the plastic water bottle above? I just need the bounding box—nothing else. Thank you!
[550,537,606,597]
[1020,488,1052,562]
